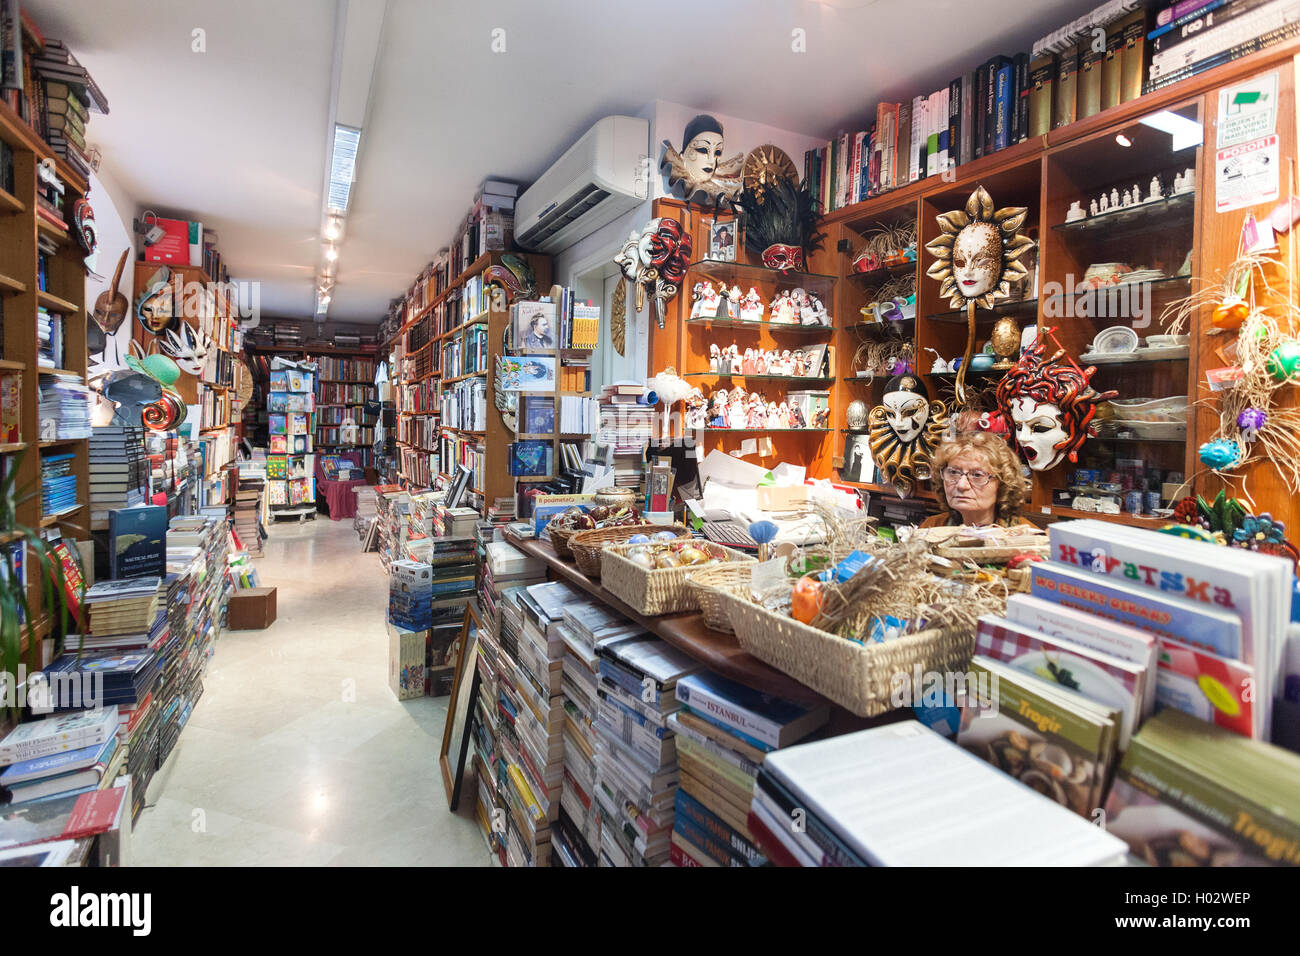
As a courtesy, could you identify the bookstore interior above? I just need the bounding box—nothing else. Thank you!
[4,0,1300,879]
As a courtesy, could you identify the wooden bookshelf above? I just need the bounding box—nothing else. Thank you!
[0,98,90,667]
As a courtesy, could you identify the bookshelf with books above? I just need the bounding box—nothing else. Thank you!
[265,363,317,519]
[310,351,378,467]
[0,88,92,656]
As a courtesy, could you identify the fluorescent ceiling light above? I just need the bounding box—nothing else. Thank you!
[1137,111,1202,152]
[324,245,338,261]
[327,124,362,213]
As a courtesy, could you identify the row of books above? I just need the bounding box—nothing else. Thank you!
[396,446,436,491]
[89,426,148,530]
[36,310,64,369]
[318,382,372,405]
[268,433,312,455]
[314,356,375,382]
[316,405,374,426]
[398,380,438,415]
[442,324,489,378]
[318,425,374,447]
[510,295,600,351]
[1146,0,1300,92]
[438,432,483,496]
[438,378,487,433]
[39,452,77,517]
[396,414,437,451]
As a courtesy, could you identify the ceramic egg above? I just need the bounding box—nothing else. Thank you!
[627,534,650,545]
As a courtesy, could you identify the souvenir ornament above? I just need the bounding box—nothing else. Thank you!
[72,198,97,256]
[91,249,130,336]
[613,218,692,330]
[736,146,820,272]
[1211,297,1249,331]
[925,185,1034,405]
[1267,340,1300,381]
[1199,438,1241,470]
[867,374,948,499]
[995,329,1117,472]
[659,114,743,210]
[483,254,536,307]
[158,322,206,376]
[136,266,176,334]
[1237,407,1267,442]
[493,350,518,433]
[845,400,868,430]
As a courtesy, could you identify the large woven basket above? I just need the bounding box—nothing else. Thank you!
[601,542,753,616]
[686,561,759,633]
[570,523,689,578]
[714,589,974,716]
[547,525,580,560]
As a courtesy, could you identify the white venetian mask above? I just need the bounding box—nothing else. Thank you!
[952,221,1002,301]
[882,389,929,445]
[1009,396,1067,471]
[683,132,725,182]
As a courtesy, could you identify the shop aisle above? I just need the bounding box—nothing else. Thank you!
[132,517,490,866]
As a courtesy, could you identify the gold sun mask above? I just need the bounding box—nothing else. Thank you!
[925,185,1034,310]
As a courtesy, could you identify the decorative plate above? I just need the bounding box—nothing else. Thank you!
[1090,325,1139,355]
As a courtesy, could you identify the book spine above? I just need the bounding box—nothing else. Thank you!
[1145,23,1300,91]
[1149,0,1300,80]
[1150,0,1224,39]
[994,64,1012,151]
[1015,52,1030,144]
[681,703,773,752]
[1055,44,1079,128]
[759,768,865,866]
[674,799,757,867]
[947,79,960,170]
[678,682,783,748]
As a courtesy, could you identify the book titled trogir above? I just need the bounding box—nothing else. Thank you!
[675,671,829,752]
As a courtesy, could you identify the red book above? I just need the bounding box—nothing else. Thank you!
[669,839,705,868]
[746,810,803,867]
[62,787,126,840]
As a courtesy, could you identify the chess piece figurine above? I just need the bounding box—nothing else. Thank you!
[1110,188,1119,209]
[1089,198,1099,217]
[1148,176,1163,201]
[1066,200,1084,222]
[1121,189,1132,207]
[1099,193,1109,213]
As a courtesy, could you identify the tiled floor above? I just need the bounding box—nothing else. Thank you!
[132,513,491,866]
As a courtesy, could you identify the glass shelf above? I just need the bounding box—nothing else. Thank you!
[926,297,1038,324]
[848,319,914,336]
[1040,274,1191,314]
[848,260,917,282]
[685,373,835,385]
[1051,190,1196,240]
[689,259,837,295]
[686,318,832,335]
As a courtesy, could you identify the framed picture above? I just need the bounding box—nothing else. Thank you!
[709,219,737,262]
[802,343,828,377]
[513,300,558,350]
[840,432,874,483]
[440,604,482,811]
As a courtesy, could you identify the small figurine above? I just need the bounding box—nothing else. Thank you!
[684,388,708,430]
[742,347,756,375]
[726,344,741,375]
[1099,193,1109,213]
[727,390,748,430]
[710,388,728,428]
[699,281,721,318]
[740,287,763,322]
[1110,187,1120,209]
[708,343,723,373]
[729,285,743,317]
[1089,198,1099,217]
[746,392,766,429]
[689,282,708,320]
[770,290,796,325]
[810,405,830,429]
[1121,188,1132,207]
[1066,201,1085,222]
[1132,183,1141,204]
[786,400,806,429]
[1148,176,1163,201]
[802,292,830,326]
[793,349,806,377]
[754,351,768,374]
[766,401,783,428]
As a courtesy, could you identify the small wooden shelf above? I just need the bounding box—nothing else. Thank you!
[40,504,83,527]
[926,299,1038,323]
[843,480,939,502]
[685,374,835,385]
[1051,190,1196,238]
[38,368,82,379]
[441,370,488,385]
[0,359,25,371]
[35,216,69,242]
[847,260,917,281]
[0,186,24,214]
[685,318,833,335]
[0,529,24,543]
[0,273,26,295]
[38,437,87,448]
[438,312,490,342]
[0,442,27,453]
[1046,506,1168,528]
[37,289,79,313]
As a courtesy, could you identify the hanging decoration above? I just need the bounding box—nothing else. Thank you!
[659,114,743,211]
[736,145,820,271]
[135,266,176,335]
[610,278,627,356]
[612,217,692,330]
[72,198,97,257]
[91,249,130,337]
[867,374,948,499]
[483,253,536,307]
[493,337,518,433]
[995,328,1117,472]
[924,185,1034,406]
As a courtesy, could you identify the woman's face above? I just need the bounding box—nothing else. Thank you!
[943,451,1000,522]
[952,221,1002,300]
[1010,396,1067,470]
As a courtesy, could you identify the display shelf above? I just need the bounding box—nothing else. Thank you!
[0,359,25,371]
[1039,274,1191,312]
[925,298,1039,323]
[1050,190,1196,238]
[439,312,490,342]
[0,187,24,214]
[37,289,79,313]
[38,437,87,449]
[0,442,26,453]
[694,428,831,433]
[40,504,83,526]
[1081,348,1191,365]
[685,317,833,335]
[847,260,917,281]
[847,319,914,334]
[440,370,487,385]
[35,215,68,243]
[0,273,26,295]
[689,258,837,294]
[1046,506,1169,528]
[684,373,835,385]
[842,479,939,502]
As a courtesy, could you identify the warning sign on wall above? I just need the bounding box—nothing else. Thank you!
[1215,134,1279,213]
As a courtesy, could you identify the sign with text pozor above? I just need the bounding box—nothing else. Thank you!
[1215,134,1279,213]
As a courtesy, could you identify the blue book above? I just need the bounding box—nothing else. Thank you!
[675,670,829,750]
[2,737,118,804]
[1,734,115,786]
[679,703,773,754]
[109,505,167,580]
[674,787,765,866]
[1029,560,1243,659]
[994,63,1014,151]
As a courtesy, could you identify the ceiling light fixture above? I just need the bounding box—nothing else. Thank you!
[324,245,338,262]
[327,124,362,214]
[323,216,342,241]
[1137,110,1203,152]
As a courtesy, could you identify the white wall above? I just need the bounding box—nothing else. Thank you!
[85,164,138,373]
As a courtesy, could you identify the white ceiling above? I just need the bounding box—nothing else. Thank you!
[27,0,1101,324]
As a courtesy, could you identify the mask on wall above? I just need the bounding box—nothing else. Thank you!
[483,253,536,307]
[136,266,176,335]
[736,146,820,271]
[92,249,130,336]
[612,217,692,329]
[72,198,97,257]
[995,332,1117,471]
[925,184,1034,405]
[660,114,743,209]
[868,374,948,499]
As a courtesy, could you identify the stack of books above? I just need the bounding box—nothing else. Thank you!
[493,581,582,866]
[750,723,1130,865]
[0,707,121,806]
[36,312,63,369]
[37,373,91,439]
[232,480,263,557]
[1103,708,1300,865]
[555,601,646,866]
[39,452,77,518]
[1145,0,1300,92]
[480,541,545,631]
[88,425,148,530]
[592,634,699,867]
[427,537,477,607]
[31,38,108,180]
[432,505,480,539]
[597,384,651,490]
[389,559,433,631]
[669,671,829,867]
[43,649,160,713]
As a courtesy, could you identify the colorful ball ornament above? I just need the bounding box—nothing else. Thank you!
[1266,340,1300,382]
[1210,298,1249,331]
[1237,407,1267,442]
[1198,438,1241,470]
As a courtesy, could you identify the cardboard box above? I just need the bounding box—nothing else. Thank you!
[757,485,809,511]
[226,587,277,630]
[388,624,428,700]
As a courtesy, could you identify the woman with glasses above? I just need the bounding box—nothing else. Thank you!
[920,431,1031,529]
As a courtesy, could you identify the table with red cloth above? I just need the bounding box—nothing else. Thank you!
[315,451,370,520]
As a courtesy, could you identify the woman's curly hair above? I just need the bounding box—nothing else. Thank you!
[932,431,1030,524]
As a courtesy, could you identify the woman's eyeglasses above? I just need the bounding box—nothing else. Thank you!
[941,467,994,488]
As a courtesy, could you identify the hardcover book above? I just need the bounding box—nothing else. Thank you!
[108,505,166,580]
[675,671,829,750]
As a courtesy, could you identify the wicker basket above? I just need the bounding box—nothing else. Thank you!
[715,589,974,716]
[600,542,753,616]
[686,561,758,633]
[570,523,689,577]
[547,526,580,560]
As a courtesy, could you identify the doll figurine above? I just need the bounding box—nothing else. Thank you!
[793,349,806,376]
[742,347,756,375]
[728,344,743,375]
[728,285,743,318]
[770,290,795,325]
[746,392,766,429]
[689,282,708,320]
[740,287,764,323]
[710,388,729,428]
[715,284,735,319]
[766,401,783,428]
[708,343,722,373]
[787,400,806,429]
[811,406,830,429]
[684,388,708,430]
[699,281,720,318]
[781,350,794,375]
[804,292,829,326]
[754,350,768,375]
[728,390,748,430]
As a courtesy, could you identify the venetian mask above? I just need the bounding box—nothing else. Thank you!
[660,114,743,207]
[926,185,1034,310]
[995,332,1117,472]
[614,218,692,330]
[867,374,948,499]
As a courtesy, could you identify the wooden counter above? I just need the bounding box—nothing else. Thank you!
[506,532,828,705]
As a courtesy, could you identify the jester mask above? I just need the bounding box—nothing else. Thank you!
[660,114,743,208]
[868,374,948,498]
[614,217,692,329]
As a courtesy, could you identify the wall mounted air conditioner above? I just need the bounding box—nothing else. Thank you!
[514,115,649,254]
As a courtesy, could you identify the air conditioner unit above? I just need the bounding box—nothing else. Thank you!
[514,115,649,254]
